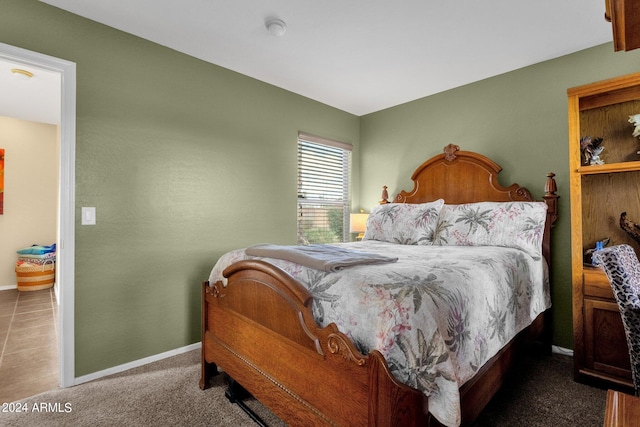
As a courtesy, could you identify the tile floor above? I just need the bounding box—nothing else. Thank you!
[0,287,59,403]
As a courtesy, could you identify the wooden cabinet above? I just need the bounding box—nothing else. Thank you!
[569,72,640,391]
[605,0,640,52]
[582,267,631,384]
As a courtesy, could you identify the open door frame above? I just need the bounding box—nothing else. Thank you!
[0,42,76,388]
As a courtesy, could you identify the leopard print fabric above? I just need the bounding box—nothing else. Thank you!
[592,244,640,396]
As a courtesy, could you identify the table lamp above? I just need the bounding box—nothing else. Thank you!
[350,210,369,240]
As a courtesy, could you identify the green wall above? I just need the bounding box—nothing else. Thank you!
[0,1,360,376]
[4,1,640,377]
[360,44,640,348]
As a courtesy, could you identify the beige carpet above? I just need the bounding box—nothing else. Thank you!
[0,350,284,427]
[0,349,608,426]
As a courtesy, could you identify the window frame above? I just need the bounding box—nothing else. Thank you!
[297,132,352,245]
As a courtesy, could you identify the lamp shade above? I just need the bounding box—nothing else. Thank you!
[350,211,369,238]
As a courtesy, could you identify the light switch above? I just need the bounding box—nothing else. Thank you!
[81,207,96,225]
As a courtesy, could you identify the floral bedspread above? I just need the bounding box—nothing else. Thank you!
[208,241,550,427]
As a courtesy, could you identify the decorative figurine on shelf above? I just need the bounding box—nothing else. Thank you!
[629,114,640,138]
[620,211,640,245]
[580,136,605,165]
[629,114,640,154]
[379,185,389,204]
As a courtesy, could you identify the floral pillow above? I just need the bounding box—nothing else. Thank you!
[362,199,445,245]
[433,201,548,258]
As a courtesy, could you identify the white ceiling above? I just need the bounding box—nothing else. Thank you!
[2,1,615,123]
[0,58,60,125]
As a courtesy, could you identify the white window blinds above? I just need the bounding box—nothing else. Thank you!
[297,133,352,245]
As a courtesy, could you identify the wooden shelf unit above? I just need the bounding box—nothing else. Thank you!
[569,72,640,392]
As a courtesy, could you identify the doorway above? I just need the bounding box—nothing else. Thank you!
[0,42,76,389]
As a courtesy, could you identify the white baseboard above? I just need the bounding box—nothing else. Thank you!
[552,345,573,356]
[73,342,202,386]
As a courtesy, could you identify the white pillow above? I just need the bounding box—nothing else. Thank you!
[362,199,445,245]
[433,201,548,258]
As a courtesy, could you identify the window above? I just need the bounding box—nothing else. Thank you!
[297,132,352,245]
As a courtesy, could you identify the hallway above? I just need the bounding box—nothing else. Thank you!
[0,288,58,403]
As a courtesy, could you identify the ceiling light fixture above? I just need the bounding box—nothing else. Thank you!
[266,18,286,37]
[11,68,34,80]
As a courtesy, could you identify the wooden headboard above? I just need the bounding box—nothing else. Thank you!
[386,144,559,264]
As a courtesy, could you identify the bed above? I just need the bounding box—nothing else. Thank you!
[199,144,559,427]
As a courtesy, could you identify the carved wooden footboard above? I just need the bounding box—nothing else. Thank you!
[201,260,431,426]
